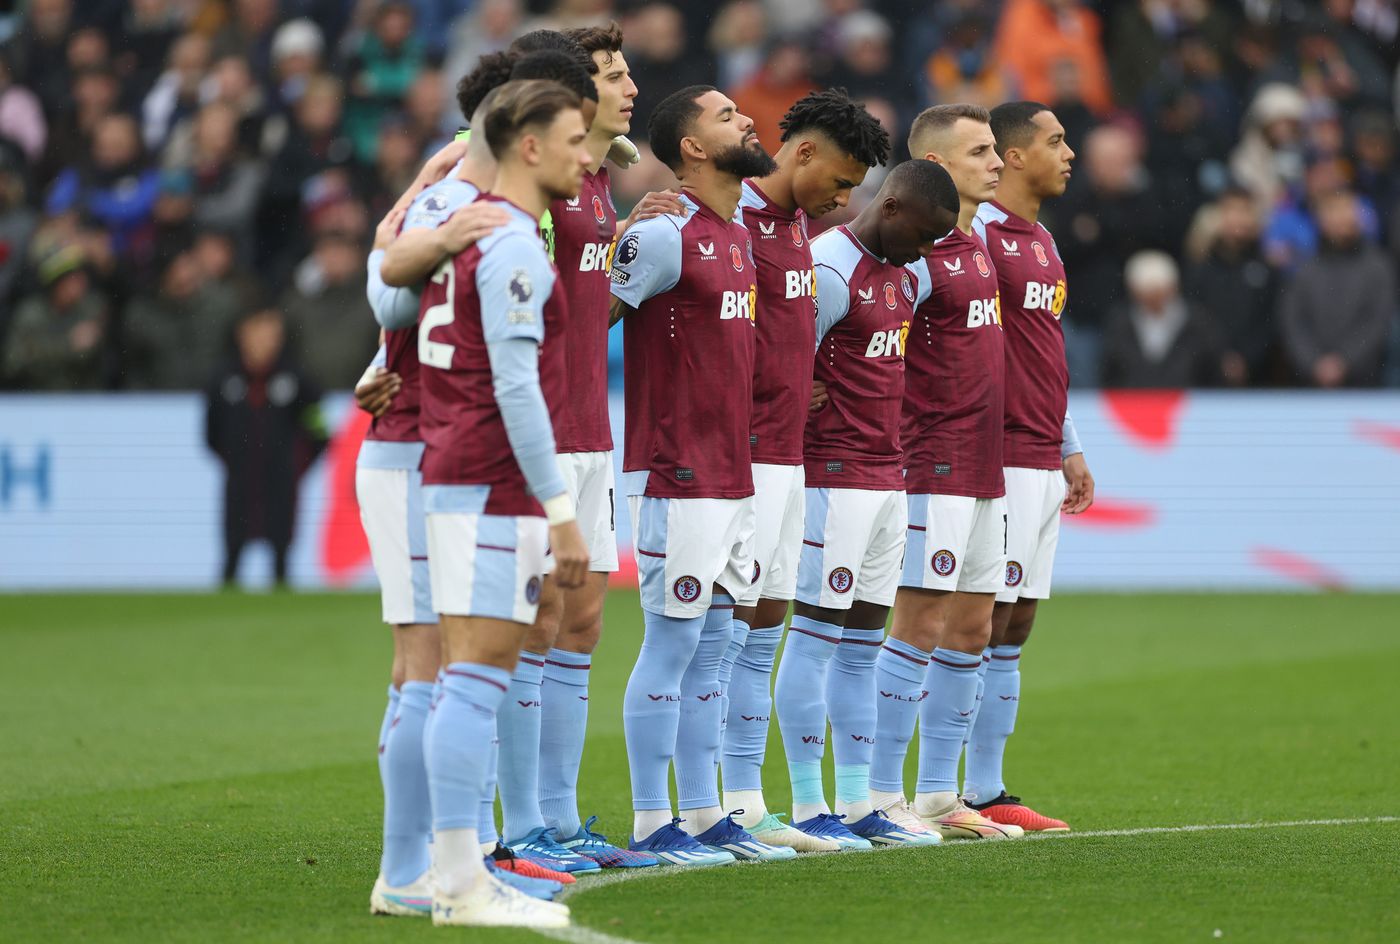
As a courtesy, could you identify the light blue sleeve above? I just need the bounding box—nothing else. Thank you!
[402,180,476,232]
[813,263,851,343]
[369,344,386,369]
[1061,413,1083,459]
[366,249,422,329]
[487,336,567,502]
[907,258,933,307]
[608,217,683,308]
[477,233,555,344]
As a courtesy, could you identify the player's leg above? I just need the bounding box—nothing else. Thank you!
[622,496,734,865]
[967,470,1070,832]
[423,511,568,928]
[721,464,801,841]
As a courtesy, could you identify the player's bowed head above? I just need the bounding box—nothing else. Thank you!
[862,159,961,266]
[481,79,593,217]
[774,88,891,219]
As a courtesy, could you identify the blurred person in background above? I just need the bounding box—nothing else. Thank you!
[344,1,425,164]
[824,10,901,109]
[401,67,450,150]
[1349,109,1397,241]
[730,39,815,151]
[141,31,210,154]
[3,243,108,390]
[994,0,1113,116]
[1185,186,1281,387]
[0,144,36,319]
[441,0,524,125]
[1100,249,1221,389]
[1291,7,1391,110]
[0,49,47,164]
[279,228,378,392]
[202,55,269,158]
[1054,123,1162,386]
[164,101,265,260]
[1279,188,1395,387]
[13,0,76,117]
[619,3,712,131]
[708,0,768,90]
[115,0,184,101]
[210,0,279,81]
[1229,82,1307,213]
[1106,0,1234,109]
[39,64,121,187]
[206,302,327,587]
[919,10,1009,112]
[45,112,160,263]
[1264,157,1381,271]
[266,18,325,118]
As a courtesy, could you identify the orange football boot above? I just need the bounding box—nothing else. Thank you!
[970,792,1069,833]
[490,845,576,883]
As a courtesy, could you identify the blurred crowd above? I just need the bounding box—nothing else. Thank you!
[0,0,1397,392]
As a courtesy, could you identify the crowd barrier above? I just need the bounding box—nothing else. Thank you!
[2,391,1397,591]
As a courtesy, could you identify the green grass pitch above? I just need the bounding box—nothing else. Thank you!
[3,591,1398,943]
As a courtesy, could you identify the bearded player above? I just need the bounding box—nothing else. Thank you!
[610,86,795,864]
[869,104,1021,840]
[965,101,1095,833]
[713,88,891,854]
[773,160,958,849]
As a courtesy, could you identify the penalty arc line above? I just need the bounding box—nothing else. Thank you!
[532,816,1399,944]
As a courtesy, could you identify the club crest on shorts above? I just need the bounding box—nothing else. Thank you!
[525,576,542,604]
[790,221,804,247]
[828,566,854,594]
[1032,241,1049,267]
[901,271,915,302]
[592,194,607,223]
[1005,560,1024,587]
[883,282,897,309]
[730,243,745,271]
[932,549,957,577]
[673,575,703,603]
[974,251,990,278]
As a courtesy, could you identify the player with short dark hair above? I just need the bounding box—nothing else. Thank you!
[417,78,591,929]
[963,101,1096,833]
[716,88,894,854]
[609,85,785,865]
[773,160,958,850]
[867,103,1020,841]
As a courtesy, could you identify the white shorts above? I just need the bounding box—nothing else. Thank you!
[998,467,1066,603]
[425,512,550,624]
[796,488,907,610]
[737,463,804,606]
[558,450,619,572]
[629,495,756,618]
[356,465,435,625]
[902,494,1007,594]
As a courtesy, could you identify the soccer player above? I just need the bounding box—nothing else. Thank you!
[774,159,959,849]
[609,86,785,865]
[418,78,591,929]
[868,104,1020,840]
[717,89,892,854]
[966,101,1095,832]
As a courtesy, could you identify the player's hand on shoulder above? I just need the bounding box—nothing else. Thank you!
[373,206,407,251]
[549,520,590,589]
[1061,452,1095,514]
[440,202,511,254]
[417,138,470,189]
[809,380,829,412]
[622,190,686,232]
[355,368,402,418]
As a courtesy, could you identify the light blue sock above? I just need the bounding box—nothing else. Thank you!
[789,760,825,809]
[479,723,499,847]
[498,652,546,843]
[425,663,510,832]
[721,622,783,793]
[870,637,931,794]
[963,651,990,747]
[378,684,400,787]
[916,648,984,795]
[675,594,735,811]
[716,618,750,758]
[774,615,841,768]
[964,645,1021,802]
[539,648,591,838]
[827,626,881,816]
[623,609,705,811]
[381,680,432,886]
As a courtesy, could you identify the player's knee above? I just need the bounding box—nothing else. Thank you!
[754,596,791,628]
[1003,599,1038,647]
[846,600,890,631]
[399,623,441,681]
[793,600,846,626]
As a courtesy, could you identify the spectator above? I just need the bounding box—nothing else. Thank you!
[122,248,232,389]
[1106,0,1234,108]
[344,2,425,164]
[279,229,379,392]
[0,51,48,164]
[824,11,901,108]
[402,67,449,149]
[141,31,210,153]
[1350,109,1398,240]
[709,1,769,91]
[266,17,324,116]
[13,0,75,117]
[205,303,327,586]
[1263,158,1382,271]
[165,102,265,259]
[202,54,270,158]
[39,65,121,187]
[116,0,184,102]
[1184,187,1280,386]
[0,146,36,315]
[1102,250,1221,388]
[1279,188,1396,387]
[45,112,160,261]
[730,40,816,154]
[994,0,1113,115]
[3,244,108,390]
[1229,82,1307,212]
[441,0,523,127]
[920,10,1009,112]
[210,0,279,83]
[621,3,713,132]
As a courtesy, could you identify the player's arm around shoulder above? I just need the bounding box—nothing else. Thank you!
[812,261,852,343]
[607,212,685,325]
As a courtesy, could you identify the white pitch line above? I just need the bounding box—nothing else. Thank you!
[533,816,1399,944]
